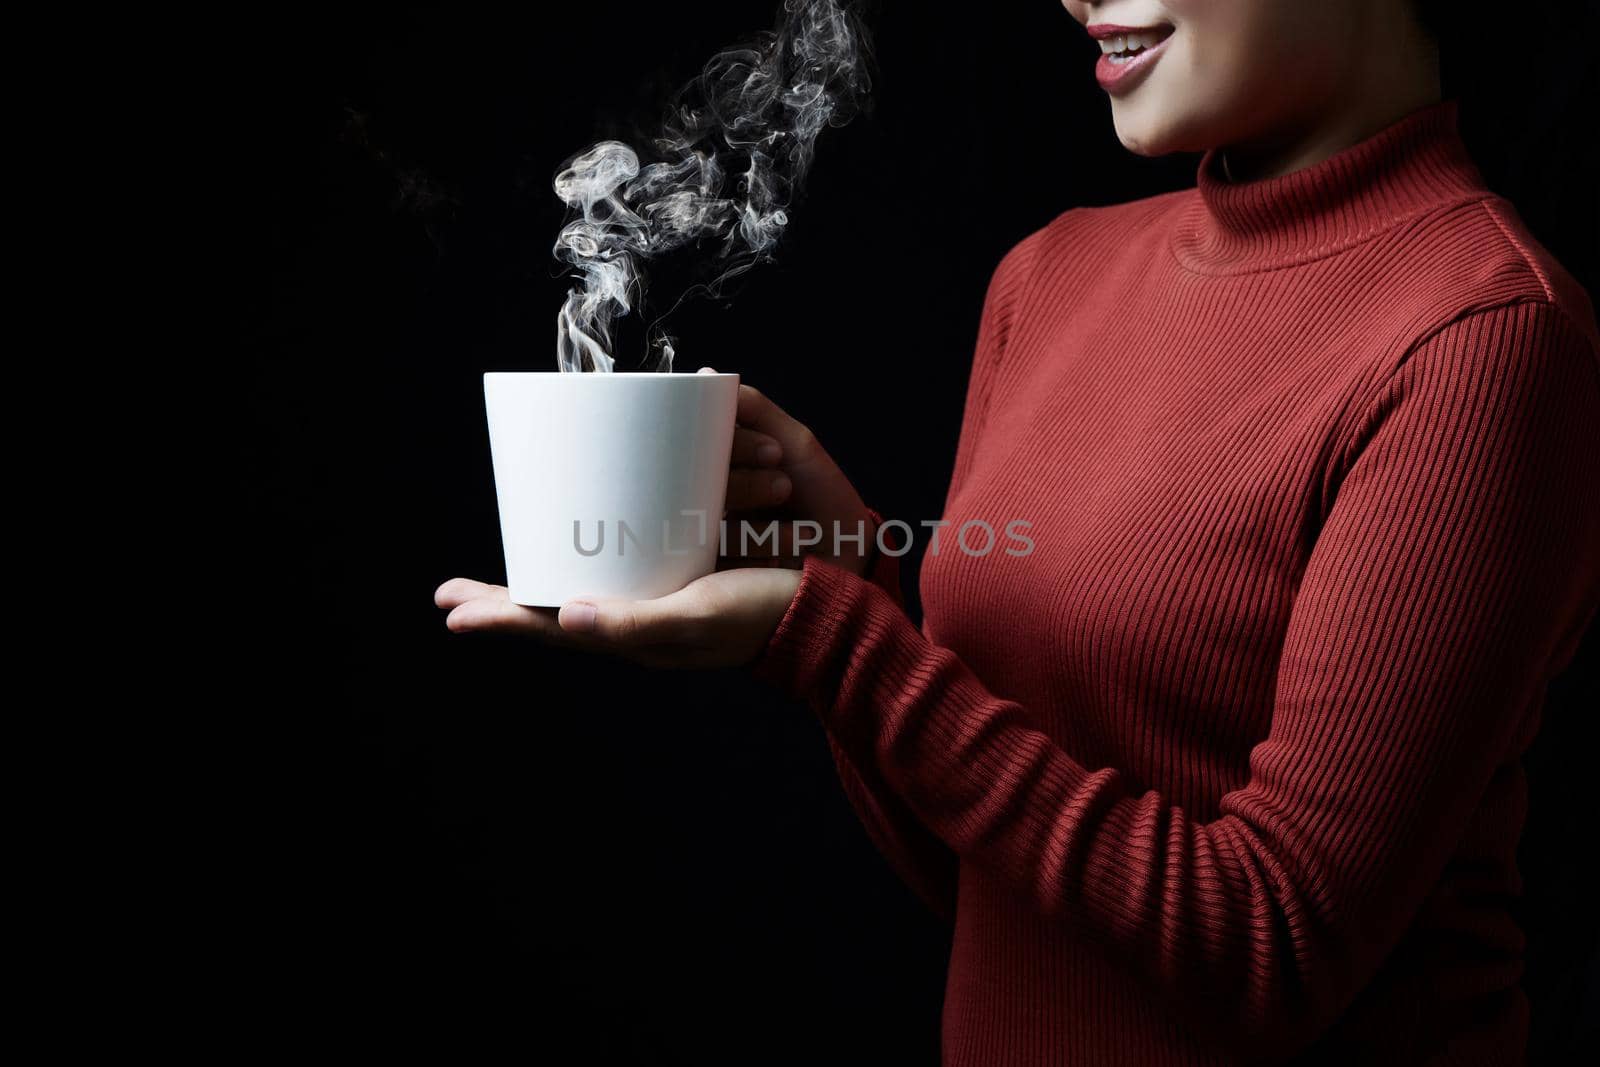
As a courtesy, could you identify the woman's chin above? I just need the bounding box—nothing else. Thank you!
[1112,122,1171,158]
[1111,108,1208,158]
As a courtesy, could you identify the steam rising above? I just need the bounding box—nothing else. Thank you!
[553,0,871,372]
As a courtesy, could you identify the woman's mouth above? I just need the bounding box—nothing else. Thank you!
[1087,24,1174,95]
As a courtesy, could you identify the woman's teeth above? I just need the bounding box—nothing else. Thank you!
[1098,31,1163,63]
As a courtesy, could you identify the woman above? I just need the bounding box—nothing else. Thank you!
[437,1,1599,1062]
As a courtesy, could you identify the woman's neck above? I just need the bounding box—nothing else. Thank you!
[1220,19,1443,183]
[1220,91,1444,184]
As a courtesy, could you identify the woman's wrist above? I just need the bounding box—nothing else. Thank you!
[749,553,862,691]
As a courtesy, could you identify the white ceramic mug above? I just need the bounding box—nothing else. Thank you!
[484,371,740,606]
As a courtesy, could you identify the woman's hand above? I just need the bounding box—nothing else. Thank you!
[434,565,801,671]
[710,367,880,578]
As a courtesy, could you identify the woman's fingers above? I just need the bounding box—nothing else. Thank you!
[731,426,783,467]
[434,577,505,609]
[558,584,712,644]
[735,384,821,466]
[705,368,783,466]
[435,579,570,637]
[437,563,800,673]
[434,576,701,668]
[726,466,793,511]
[435,578,619,650]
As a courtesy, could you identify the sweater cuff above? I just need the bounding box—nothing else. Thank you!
[749,553,874,703]
[862,505,905,608]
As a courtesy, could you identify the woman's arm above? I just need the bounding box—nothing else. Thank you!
[814,526,960,921]
[822,726,959,920]
[858,505,905,609]
[821,504,962,919]
[750,299,1600,1057]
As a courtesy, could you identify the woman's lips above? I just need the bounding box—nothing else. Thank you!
[1086,23,1174,95]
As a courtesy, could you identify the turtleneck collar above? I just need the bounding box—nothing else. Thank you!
[1170,100,1491,275]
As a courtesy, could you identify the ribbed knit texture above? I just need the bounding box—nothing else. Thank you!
[750,101,1600,1065]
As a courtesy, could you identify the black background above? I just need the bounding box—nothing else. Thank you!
[242,1,1597,1061]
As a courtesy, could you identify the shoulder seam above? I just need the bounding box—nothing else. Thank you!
[1403,296,1595,366]
[1330,297,1600,477]
[1478,200,1556,303]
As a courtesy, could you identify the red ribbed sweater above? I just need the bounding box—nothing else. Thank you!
[749,101,1600,1065]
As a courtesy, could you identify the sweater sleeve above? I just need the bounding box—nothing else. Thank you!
[859,505,905,610]
[748,299,1600,1056]
[810,238,1040,920]
[825,503,955,919]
